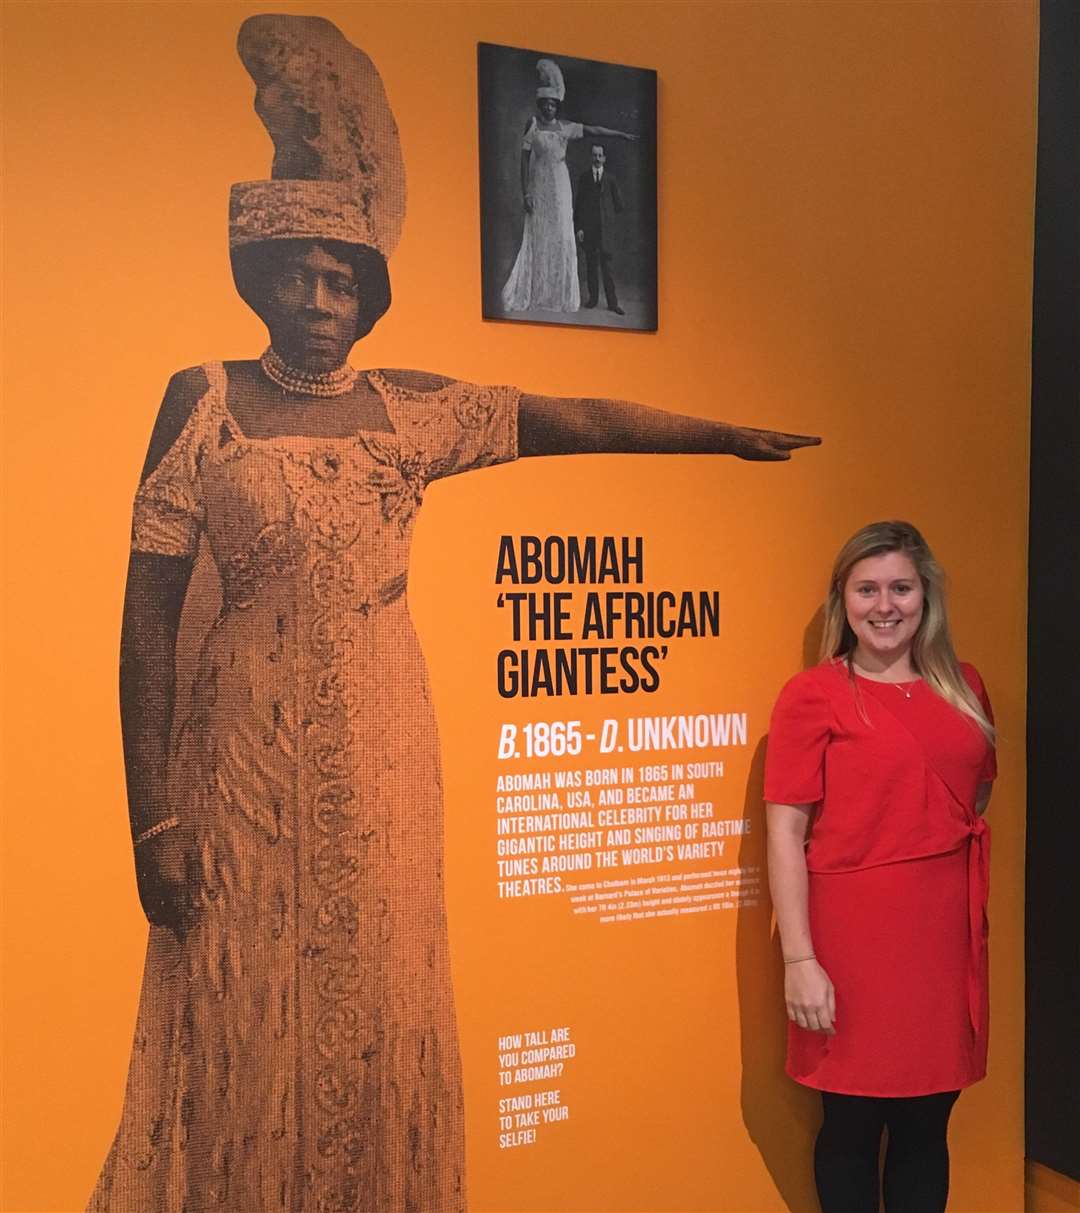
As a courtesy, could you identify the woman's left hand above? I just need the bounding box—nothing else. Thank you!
[135,824,201,936]
[785,958,837,1034]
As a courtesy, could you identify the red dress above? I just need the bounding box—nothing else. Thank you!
[764,660,996,1096]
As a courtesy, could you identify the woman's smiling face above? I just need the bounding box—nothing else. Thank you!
[843,550,925,664]
[537,97,558,121]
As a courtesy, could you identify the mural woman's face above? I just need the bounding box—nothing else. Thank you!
[264,244,360,371]
[537,97,558,122]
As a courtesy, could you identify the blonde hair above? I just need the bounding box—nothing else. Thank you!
[820,521,994,741]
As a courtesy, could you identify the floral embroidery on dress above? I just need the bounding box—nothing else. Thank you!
[97,363,520,1213]
[360,435,449,531]
[131,402,209,558]
[451,384,499,430]
[278,446,378,550]
[222,521,305,609]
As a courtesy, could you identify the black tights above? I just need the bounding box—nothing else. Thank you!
[814,1090,960,1213]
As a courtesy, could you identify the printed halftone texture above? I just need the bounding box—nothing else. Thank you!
[229,14,406,256]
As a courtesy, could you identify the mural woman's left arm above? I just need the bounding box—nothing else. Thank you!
[518,393,820,461]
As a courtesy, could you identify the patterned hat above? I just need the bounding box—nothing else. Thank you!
[535,58,566,102]
[229,14,406,257]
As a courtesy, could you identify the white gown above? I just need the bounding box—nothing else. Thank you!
[501,117,583,312]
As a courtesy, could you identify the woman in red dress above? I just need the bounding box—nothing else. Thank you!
[765,521,996,1213]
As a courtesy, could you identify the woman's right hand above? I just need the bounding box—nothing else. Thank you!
[726,425,823,461]
[523,192,534,214]
[785,958,837,1034]
[134,825,200,936]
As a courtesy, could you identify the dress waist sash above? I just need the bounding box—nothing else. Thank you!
[967,816,991,1041]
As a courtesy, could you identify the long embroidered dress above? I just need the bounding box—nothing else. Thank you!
[91,364,519,1213]
[501,117,584,313]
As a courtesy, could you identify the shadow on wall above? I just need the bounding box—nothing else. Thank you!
[803,608,825,674]
[735,608,825,1212]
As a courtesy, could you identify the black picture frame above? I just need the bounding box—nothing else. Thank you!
[479,41,658,332]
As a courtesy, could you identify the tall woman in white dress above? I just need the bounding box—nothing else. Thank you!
[501,58,636,314]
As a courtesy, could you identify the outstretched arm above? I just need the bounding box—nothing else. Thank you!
[518,393,820,462]
[582,124,638,142]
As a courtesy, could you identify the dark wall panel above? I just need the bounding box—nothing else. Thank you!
[1025,0,1080,1181]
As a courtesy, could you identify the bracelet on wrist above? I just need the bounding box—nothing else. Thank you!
[783,954,816,965]
[133,816,180,847]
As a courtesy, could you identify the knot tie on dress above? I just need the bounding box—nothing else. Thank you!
[966,816,991,1041]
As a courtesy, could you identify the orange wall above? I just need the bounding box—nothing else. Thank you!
[1027,1163,1080,1213]
[2,3,1035,1211]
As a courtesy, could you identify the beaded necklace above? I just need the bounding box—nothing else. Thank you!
[260,346,358,398]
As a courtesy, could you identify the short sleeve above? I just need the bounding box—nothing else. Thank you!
[764,672,832,805]
[521,116,537,151]
[961,663,997,783]
[131,388,211,558]
[365,372,519,488]
[432,381,519,477]
[563,121,584,140]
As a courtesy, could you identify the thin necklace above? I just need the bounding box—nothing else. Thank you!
[260,347,358,398]
[851,660,920,699]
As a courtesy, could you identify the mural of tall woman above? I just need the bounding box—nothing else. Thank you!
[90,15,818,1212]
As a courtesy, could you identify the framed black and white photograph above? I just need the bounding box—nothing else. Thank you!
[479,42,658,332]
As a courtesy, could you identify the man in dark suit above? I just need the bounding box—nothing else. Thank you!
[574,144,625,315]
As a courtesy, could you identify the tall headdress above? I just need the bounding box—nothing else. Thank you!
[229,14,406,257]
[535,58,566,102]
